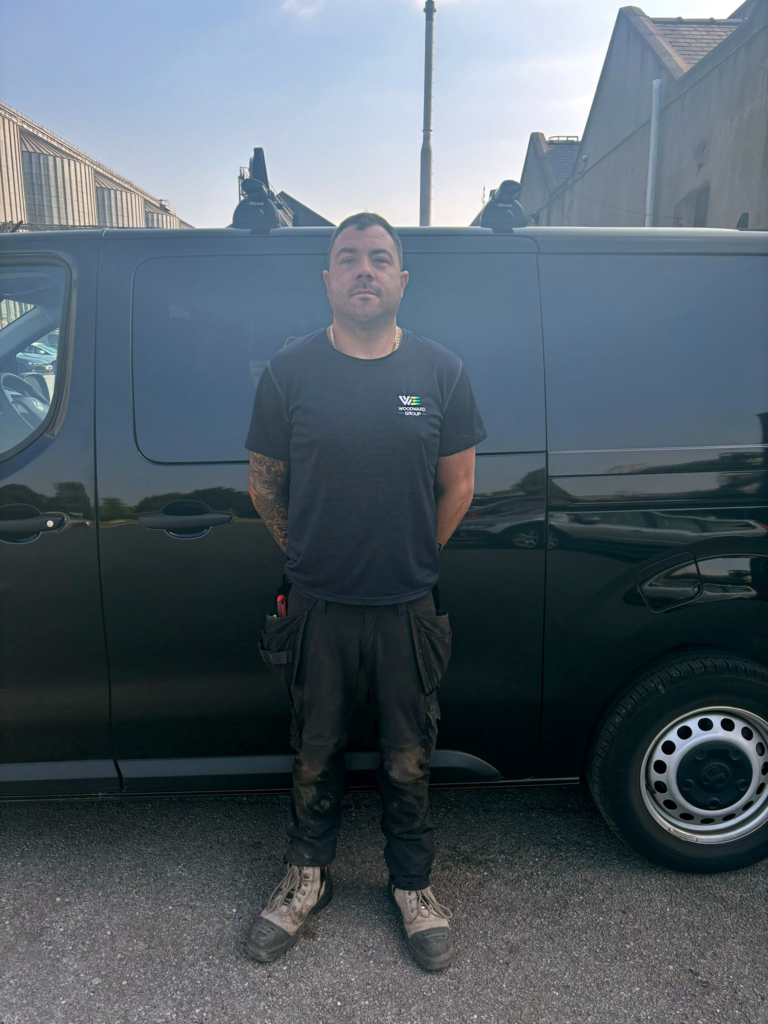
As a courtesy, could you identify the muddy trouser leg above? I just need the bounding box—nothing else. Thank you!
[282,585,363,868]
[363,590,451,891]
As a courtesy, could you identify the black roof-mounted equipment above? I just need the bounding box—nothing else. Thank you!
[478,180,527,232]
[230,148,295,232]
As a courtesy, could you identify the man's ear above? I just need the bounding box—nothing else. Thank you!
[322,269,329,288]
[400,269,409,294]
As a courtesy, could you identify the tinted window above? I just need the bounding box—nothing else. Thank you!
[398,253,544,453]
[0,264,66,458]
[132,252,544,462]
[540,255,768,450]
[132,254,328,463]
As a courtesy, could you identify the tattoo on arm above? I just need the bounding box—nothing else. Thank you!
[248,452,290,553]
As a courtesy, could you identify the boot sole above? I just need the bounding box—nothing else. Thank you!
[246,875,333,963]
[388,886,455,971]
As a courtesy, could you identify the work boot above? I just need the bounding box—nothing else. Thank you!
[390,883,455,970]
[246,864,333,963]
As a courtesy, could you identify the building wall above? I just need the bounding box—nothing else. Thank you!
[21,151,97,227]
[656,14,768,229]
[519,138,551,221]
[0,115,25,224]
[542,4,768,230]
[0,102,191,230]
[576,14,676,170]
[544,124,653,226]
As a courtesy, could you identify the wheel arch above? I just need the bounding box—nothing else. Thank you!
[578,640,768,783]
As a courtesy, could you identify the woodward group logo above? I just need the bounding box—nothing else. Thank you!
[398,395,426,417]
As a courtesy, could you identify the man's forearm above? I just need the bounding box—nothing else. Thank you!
[435,485,474,550]
[249,453,290,554]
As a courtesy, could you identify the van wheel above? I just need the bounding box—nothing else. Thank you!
[587,650,768,872]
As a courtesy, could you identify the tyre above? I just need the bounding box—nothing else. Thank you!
[587,649,768,872]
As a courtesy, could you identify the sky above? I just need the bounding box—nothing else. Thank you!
[0,0,742,228]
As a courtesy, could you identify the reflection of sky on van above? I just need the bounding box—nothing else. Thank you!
[540,254,768,450]
[0,0,740,229]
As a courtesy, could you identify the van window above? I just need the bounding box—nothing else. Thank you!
[132,252,545,463]
[539,255,768,451]
[0,264,66,458]
[399,252,544,454]
[132,254,330,464]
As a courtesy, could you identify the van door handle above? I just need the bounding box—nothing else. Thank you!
[138,512,233,531]
[0,513,66,534]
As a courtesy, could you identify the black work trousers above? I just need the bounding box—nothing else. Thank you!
[258,579,452,891]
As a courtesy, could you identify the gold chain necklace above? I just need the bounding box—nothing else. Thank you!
[328,324,401,353]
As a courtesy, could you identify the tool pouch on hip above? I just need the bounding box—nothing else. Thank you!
[258,604,308,692]
[407,607,452,696]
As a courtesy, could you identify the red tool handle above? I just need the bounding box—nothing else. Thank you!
[276,594,287,617]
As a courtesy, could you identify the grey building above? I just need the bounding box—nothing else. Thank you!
[517,136,581,221]
[0,101,193,231]
[516,0,767,229]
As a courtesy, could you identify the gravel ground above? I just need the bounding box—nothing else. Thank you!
[0,784,766,1024]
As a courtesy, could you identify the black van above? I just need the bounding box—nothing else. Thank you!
[1,223,767,875]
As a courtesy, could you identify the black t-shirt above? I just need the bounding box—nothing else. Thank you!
[245,327,487,605]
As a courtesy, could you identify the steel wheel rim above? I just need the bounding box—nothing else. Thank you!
[640,706,768,844]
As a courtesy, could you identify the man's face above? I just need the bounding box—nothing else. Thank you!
[323,225,408,327]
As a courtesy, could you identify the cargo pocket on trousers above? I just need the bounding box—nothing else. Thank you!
[258,609,309,697]
[407,608,453,695]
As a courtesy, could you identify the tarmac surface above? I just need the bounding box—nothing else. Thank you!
[1,784,766,1024]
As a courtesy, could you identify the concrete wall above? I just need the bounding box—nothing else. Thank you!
[656,11,768,229]
[519,136,551,220]
[575,12,676,169]
[544,124,652,226]
[541,3,768,229]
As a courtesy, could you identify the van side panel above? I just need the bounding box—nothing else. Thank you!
[0,237,116,795]
[539,252,768,777]
[95,233,547,790]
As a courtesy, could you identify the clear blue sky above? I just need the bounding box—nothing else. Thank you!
[0,0,740,228]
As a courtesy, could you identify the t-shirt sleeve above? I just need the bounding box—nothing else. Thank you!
[438,364,488,457]
[244,363,291,462]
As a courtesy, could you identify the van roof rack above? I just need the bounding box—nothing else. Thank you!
[477,181,527,232]
[229,148,294,233]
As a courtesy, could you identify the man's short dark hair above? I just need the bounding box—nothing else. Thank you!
[327,212,403,270]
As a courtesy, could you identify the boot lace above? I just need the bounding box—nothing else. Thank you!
[264,864,317,919]
[402,886,452,926]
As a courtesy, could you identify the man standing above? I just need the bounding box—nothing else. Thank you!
[244,213,487,970]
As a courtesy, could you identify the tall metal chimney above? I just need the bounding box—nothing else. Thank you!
[419,1,436,226]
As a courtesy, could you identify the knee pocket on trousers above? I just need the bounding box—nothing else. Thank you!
[294,740,343,782]
[381,746,428,785]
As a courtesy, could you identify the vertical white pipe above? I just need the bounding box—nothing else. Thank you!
[644,79,662,227]
[419,1,435,226]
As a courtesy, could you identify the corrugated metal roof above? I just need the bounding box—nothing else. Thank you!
[19,129,72,160]
[94,170,130,190]
[650,19,740,70]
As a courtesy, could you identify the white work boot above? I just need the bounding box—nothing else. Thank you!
[246,864,332,962]
[390,883,455,970]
